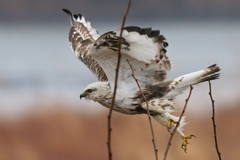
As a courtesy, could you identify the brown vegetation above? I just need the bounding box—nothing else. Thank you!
[0,102,239,160]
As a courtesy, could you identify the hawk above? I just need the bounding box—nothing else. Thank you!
[63,9,220,151]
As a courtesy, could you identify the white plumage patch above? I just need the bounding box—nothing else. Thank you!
[89,26,171,87]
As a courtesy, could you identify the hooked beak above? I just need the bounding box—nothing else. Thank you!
[80,93,85,99]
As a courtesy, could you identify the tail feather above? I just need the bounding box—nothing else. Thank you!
[198,73,220,83]
[164,64,220,99]
[196,64,220,83]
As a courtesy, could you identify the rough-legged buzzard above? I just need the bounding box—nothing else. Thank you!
[63,9,220,151]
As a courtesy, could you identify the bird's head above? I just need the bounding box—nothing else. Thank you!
[80,82,110,102]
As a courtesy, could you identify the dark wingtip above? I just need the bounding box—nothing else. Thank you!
[148,30,160,38]
[207,64,221,73]
[62,8,72,16]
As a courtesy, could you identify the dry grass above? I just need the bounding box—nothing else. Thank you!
[0,102,239,160]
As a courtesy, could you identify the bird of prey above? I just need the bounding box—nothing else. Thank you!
[63,9,220,152]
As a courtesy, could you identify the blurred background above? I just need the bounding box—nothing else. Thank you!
[0,0,239,159]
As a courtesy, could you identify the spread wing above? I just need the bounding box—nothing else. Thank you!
[89,26,171,87]
[62,9,108,81]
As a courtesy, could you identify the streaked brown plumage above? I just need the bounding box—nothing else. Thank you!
[63,9,107,81]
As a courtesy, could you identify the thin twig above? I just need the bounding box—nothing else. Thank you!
[208,80,222,160]
[127,60,158,160]
[107,1,132,160]
[163,86,193,160]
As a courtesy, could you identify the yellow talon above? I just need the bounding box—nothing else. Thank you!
[167,118,178,129]
[181,135,196,153]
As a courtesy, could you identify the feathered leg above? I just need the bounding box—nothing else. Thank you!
[152,113,195,152]
[141,99,186,135]
[152,113,186,137]
[141,99,195,152]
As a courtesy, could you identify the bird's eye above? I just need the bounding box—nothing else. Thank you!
[86,89,93,93]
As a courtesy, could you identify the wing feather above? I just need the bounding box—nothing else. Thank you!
[63,9,107,81]
[89,26,171,87]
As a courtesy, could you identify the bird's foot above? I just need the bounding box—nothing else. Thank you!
[181,135,196,153]
[167,118,178,132]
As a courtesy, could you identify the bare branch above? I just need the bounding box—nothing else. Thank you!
[208,81,222,160]
[107,1,131,160]
[127,60,159,160]
[163,86,193,160]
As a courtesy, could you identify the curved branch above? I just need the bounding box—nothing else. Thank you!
[107,1,132,160]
